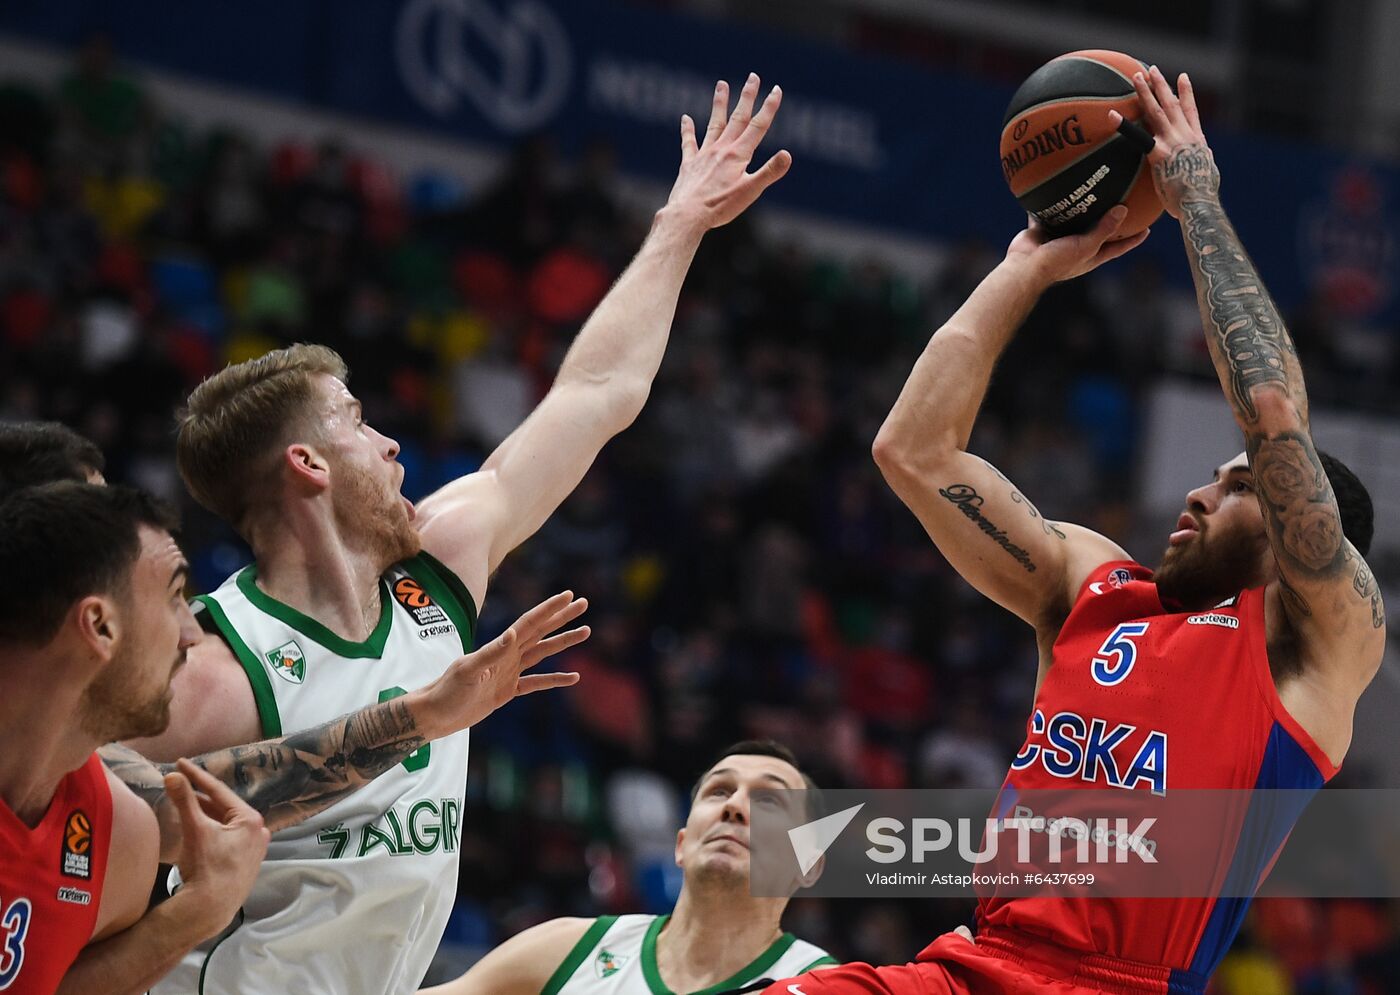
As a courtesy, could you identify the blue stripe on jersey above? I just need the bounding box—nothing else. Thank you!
[1187,722,1325,979]
[1166,967,1208,994]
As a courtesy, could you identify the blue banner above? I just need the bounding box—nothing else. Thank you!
[3,0,1398,322]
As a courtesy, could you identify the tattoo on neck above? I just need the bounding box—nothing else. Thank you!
[1181,199,1298,422]
[1352,559,1385,629]
[938,483,1037,572]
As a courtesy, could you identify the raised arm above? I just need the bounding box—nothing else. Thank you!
[1125,67,1385,695]
[415,74,791,603]
[874,210,1145,640]
[104,592,587,863]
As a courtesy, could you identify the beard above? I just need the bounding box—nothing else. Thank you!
[332,458,421,569]
[77,644,177,742]
[1154,525,1270,610]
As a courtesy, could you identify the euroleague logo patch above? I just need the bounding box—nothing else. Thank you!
[61,810,92,879]
[392,577,448,627]
[1108,568,1133,589]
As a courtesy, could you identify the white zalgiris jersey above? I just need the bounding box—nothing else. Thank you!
[542,914,836,995]
[152,552,476,995]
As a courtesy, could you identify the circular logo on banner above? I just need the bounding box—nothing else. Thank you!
[397,0,573,132]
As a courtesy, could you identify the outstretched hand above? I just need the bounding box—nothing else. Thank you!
[664,73,792,231]
[424,591,589,733]
[1006,206,1149,284]
[1110,66,1220,218]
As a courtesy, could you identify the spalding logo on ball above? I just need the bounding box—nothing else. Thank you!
[1001,49,1164,238]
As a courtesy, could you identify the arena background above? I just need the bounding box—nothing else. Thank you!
[2,0,1399,990]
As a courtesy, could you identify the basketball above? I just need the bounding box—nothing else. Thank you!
[1000,49,1163,237]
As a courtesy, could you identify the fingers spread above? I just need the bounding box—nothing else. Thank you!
[515,672,581,697]
[739,84,783,154]
[521,625,592,669]
[680,114,698,161]
[1178,72,1202,132]
[1132,72,1170,133]
[705,80,729,143]
[537,596,589,640]
[513,590,576,640]
[1148,65,1181,118]
[721,72,761,142]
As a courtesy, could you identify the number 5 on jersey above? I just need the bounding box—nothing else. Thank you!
[1091,623,1149,687]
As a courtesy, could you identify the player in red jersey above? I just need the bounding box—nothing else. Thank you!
[0,426,593,993]
[0,482,270,995]
[761,68,1385,995]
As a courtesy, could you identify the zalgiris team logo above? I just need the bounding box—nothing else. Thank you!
[266,640,306,684]
[594,948,627,978]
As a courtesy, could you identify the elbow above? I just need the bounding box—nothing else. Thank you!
[872,423,956,485]
[601,377,652,433]
[1244,386,1307,434]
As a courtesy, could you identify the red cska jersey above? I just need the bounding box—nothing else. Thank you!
[977,560,1338,990]
[0,753,113,995]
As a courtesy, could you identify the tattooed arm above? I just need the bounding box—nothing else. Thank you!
[1128,67,1384,709]
[102,590,589,863]
[874,211,1143,645]
[100,697,424,863]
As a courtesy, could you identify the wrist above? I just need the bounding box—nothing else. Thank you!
[997,252,1057,294]
[404,684,448,741]
[650,203,709,246]
[161,886,233,942]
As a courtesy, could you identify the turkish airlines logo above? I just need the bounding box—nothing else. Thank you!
[396,0,573,131]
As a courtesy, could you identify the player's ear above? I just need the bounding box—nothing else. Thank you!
[674,828,686,869]
[797,852,825,890]
[74,593,120,665]
[285,443,330,492]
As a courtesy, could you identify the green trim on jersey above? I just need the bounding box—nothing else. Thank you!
[797,955,839,972]
[404,553,477,653]
[542,916,620,995]
[236,565,393,658]
[197,908,244,995]
[194,594,282,737]
[639,916,799,995]
[416,550,479,640]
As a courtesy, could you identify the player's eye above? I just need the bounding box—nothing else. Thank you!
[1231,480,1252,493]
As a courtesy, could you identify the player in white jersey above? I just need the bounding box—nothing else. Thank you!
[128,73,793,995]
[423,742,836,995]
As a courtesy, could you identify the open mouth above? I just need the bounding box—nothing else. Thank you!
[1169,512,1199,547]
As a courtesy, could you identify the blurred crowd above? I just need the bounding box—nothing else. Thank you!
[2,38,1398,995]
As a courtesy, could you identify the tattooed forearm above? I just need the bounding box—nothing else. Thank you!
[979,458,1067,539]
[1246,432,1345,578]
[102,697,427,835]
[98,743,170,809]
[1180,199,1301,424]
[205,697,426,830]
[939,484,1037,572]
[1352,559,1386,629]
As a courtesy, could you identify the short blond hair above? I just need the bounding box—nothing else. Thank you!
[177,343,347,532]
